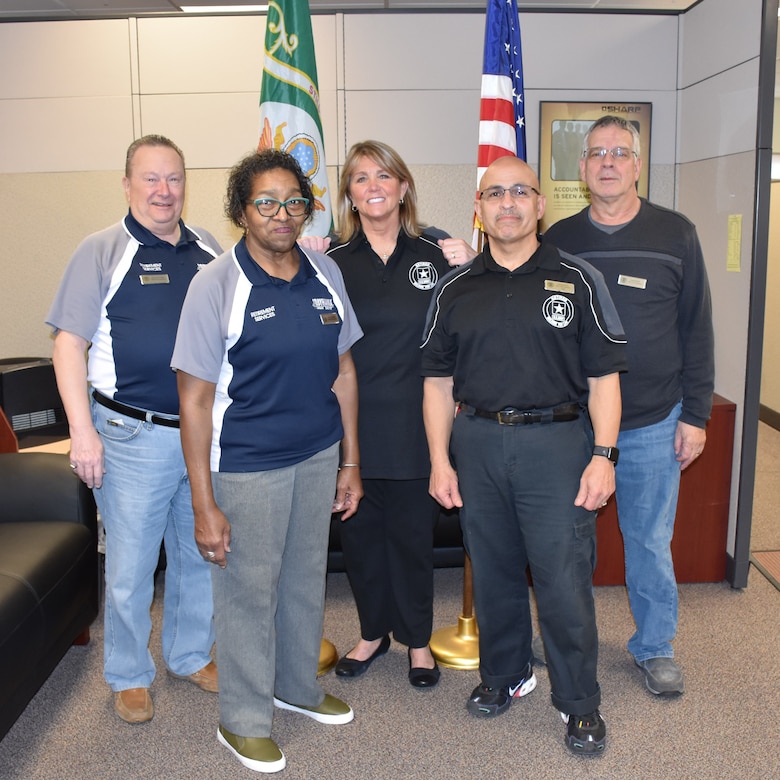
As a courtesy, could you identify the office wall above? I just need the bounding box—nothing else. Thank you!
[677,0,765,554]
[763,180,780,413]
[762,96,780,414]
[0,3,766,569]
[0,10,679,359]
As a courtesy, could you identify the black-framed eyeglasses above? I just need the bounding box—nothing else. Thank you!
[583,146,637,161]
[252,197,310,217]
[479,184,540,201]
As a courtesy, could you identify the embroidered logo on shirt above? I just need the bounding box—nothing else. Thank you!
[311,298,335,311]
[251,306,276,322]
[409,262,438,291]
[542,295,574,329]
[139,263,163,272]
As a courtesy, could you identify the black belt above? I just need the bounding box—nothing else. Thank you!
[92,390,180,429]
[460,402,580,425]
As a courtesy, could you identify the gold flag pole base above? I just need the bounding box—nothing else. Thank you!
[318,637,339,677]
[429,615,479,670]
[429,553,479,670]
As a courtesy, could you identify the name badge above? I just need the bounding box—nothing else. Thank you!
[320,313,340,325]
[139,274,170,285]
[617,274,647,290]
[545,280,575,294]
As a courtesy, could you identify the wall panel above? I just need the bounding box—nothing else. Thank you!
[679,0,762,89]
[0,97,134,173]
[677,60,760,163]
[0,20,131,99]
[343,90,479,165]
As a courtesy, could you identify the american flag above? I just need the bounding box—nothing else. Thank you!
[474,0,526,241]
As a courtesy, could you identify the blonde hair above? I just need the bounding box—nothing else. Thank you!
[335,140,422,242]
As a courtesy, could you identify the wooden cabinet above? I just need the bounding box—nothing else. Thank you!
[593,394,735,586]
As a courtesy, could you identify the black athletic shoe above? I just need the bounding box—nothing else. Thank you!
[561,710,606,755]
[466,666,537,718]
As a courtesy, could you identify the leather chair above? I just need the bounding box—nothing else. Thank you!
[0,452,99,740]
[327,505,464,572]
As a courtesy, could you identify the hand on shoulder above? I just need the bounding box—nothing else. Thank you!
[438,237,477,266]
[298,235,332,253]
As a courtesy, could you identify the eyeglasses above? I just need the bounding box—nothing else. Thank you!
[252,197,310,217]
[583,147,637,161]
[479,184,541,201]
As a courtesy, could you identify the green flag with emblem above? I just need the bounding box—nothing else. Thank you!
[258,0,332,237]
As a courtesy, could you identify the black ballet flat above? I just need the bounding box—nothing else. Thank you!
[407,648,440,689]
[334,635,391,678]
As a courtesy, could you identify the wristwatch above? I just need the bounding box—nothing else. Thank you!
[592,445,619,465]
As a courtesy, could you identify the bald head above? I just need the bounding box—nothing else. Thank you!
[475,156,545,268]
[479,156,540,194]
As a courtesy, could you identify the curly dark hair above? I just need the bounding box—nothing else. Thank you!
[225,149,314,228]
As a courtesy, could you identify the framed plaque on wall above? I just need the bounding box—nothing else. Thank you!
[539,102,652,231]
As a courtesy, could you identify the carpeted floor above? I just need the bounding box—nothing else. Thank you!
[0,568,778,780]
[1,424,779,779]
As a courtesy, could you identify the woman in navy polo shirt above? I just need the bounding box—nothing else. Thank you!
[173,150,363,774]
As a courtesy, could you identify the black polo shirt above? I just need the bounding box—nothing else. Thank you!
[328,229,451,479]
[421,238,627,412]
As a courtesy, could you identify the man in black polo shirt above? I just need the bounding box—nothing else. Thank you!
[421,156,626,755]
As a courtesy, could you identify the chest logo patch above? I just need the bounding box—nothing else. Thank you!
[251,306,276,322]
[409,262,438,291]
[542,294,574,329]
[311,297,335,311]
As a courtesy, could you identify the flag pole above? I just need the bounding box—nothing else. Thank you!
[430,552,479,669]
[431,0,526,673]
[257,0,338,674]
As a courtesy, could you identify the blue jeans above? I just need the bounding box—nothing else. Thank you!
[615,402,682,662]
[92,398,215,691]
[211,442,339,738]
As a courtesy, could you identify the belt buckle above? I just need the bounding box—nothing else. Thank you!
[496,409,521,425]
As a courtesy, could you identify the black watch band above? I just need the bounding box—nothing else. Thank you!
[593,445,619,465]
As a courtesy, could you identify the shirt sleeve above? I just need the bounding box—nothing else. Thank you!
[677,225,715,427]
[46,223,127,341]
[171,254,234,382]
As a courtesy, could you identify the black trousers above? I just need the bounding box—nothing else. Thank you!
[451,412,601,715]
[338,478,437,648]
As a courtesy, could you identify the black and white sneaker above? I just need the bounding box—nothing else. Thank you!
[466,666,537,718]
[561,710,606,755]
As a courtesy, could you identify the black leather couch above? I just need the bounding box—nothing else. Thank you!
[0,452,99,741]
[327,505,464,572]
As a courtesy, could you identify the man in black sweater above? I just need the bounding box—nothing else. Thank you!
[545,115,715,697]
